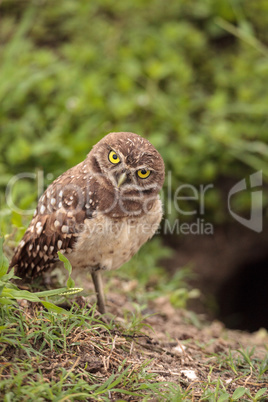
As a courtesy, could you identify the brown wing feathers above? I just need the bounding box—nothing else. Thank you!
[9,165,97,279]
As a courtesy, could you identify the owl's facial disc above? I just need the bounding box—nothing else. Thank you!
[89,132,165,217]
[107,150,152,189]
[105,149,158,196]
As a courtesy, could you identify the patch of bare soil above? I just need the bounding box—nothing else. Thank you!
[107,290,268,398]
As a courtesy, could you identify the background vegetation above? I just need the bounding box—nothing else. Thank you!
[1,0,268,231]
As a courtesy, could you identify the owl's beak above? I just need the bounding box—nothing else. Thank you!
[117,172,127,188]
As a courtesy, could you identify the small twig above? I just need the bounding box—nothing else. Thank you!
[130,340,134,355]
[105,334,117,370]
[244,366,253,386]
[135,340,182,358]
[63,357,81,380]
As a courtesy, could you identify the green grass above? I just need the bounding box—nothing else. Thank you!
[1,239,267,401]
[0,301,177,401]
[1,300,267,401]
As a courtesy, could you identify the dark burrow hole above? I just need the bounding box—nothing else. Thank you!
[217,256,268,332]
[164,222,268,333]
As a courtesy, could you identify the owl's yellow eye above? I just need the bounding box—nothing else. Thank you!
[108,150,120,164]
[137,168,151,179]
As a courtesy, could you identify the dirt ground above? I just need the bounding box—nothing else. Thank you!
[107,288,268,396]
[3,283,267,401]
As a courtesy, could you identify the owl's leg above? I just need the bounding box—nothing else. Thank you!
[91,270,106,314]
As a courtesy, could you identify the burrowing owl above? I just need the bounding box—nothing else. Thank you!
[10,132,165,313]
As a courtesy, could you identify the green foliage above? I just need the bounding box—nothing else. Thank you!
[200,385,268,401]
[0,0,268,228]
[122,303,154,335]
[0,237,82,313]
[58,251,76,289]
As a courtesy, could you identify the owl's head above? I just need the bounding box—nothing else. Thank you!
[88,132,165,217]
